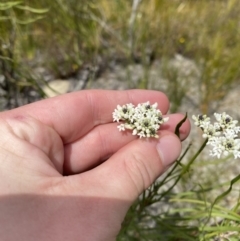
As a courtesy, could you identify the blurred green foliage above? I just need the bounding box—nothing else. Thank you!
[1,0,240,111]
[0,1,48,108]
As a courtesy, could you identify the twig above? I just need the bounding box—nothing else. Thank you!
[128,0,142,54]
[84,13,128,50]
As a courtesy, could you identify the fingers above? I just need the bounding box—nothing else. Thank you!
[0,90,169,144]
[0,116,64,175]
[63,113,190,174]
[59,131,182,240]
[69,131,182,201]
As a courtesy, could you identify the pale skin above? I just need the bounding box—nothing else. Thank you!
[0,89,191,241]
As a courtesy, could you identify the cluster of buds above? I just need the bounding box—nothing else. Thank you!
[112,101,169,138]
[192,112,240,159]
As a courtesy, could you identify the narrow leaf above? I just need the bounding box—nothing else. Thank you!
[16,16,45,24]
[15,5,49,14]
[175,112,188,138]
[0,1,22,10]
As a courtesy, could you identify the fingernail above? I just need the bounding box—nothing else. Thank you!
[156,135,181,168]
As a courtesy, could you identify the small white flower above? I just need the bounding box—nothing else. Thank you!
[202,123,220,139]
[214,112,238,129]
[193,112,240,159]
[138,131,146,138]
[232,125,240,134]
[209,137,240,159]
[192,114,210,127]
[223,128,238,139]
[112,109,121,122]
[113,101,168,138]
[163,116,169,123]
[132,129,138,135]
[117,124,125,131]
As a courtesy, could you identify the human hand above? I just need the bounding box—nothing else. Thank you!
[0,90,190,241]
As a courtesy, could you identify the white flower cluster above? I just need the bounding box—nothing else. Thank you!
[113,101,169,138]
[192,113,240,159]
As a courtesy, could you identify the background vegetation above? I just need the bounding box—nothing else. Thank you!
[1,0,240,240]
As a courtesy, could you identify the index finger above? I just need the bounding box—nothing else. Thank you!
[0,89,169,143]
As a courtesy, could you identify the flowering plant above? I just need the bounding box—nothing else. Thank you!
[115,105,240,241]
[112,101,169,138]
[192,112,240,159]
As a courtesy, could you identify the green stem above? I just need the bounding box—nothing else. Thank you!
[157,139,208,201]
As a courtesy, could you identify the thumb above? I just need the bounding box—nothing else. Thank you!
[79,132,182,202]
